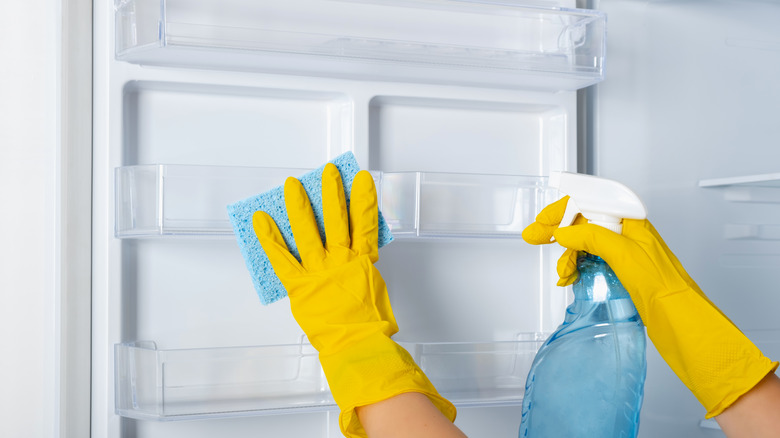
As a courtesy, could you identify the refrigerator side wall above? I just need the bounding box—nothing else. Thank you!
[0,2,92,438]
[593,1,780,436]
[0,3,61,437]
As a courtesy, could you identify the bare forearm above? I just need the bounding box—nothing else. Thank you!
[716,372,780,438]
[356,392,468,438]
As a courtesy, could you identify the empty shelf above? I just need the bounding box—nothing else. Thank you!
[115,164,312,237]
[382,172,550,238]
[402,335,546,407]
[700,173,780,240]
[114,164,553,239]
[114,341,331,420]
[700,172,780,204]
[699,172,780,188]
[115,0,606,91]
[115,335,546,420]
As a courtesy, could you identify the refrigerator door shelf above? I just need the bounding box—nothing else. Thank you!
[115,335,546,421]
[115,0,605,91]
[114,341,331,421]
[400,333,548,408]
[114,164,557,239]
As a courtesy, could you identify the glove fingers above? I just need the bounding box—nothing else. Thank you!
[556,248,580,287]
[252,211,305,280]
[322,163,351,250]
[522,196,570,245]
[553,223,636,270]
[284,176,327,268]
[349,170,379,262]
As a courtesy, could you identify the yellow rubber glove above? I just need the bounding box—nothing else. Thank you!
[252,163,456,437]
[523,196,778,418]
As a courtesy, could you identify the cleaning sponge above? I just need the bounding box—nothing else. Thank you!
[227,152,394,305]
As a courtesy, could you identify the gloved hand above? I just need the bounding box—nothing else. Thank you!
[523,196,778,418]
[252,163,456,437]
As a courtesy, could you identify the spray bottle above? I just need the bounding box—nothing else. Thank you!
[519,172,648,438]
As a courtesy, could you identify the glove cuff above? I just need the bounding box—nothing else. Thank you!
[319,333,457,438]
[702,357,778,418]
[645,287,779,418]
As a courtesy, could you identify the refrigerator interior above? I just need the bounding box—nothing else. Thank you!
[93,0,601,437]
[592,1,780,436]
[91,0,780,437]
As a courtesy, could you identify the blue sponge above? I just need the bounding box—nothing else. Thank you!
[227,152,394,305]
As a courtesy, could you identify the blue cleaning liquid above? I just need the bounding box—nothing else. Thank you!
[519,252,646,438]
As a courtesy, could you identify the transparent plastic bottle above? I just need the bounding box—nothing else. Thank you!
[519,252,646,438]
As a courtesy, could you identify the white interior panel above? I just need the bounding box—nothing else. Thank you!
[123,82,352,168]
[380,239,548,343]
[369,97,567,174]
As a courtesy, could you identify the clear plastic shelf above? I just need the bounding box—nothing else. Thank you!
[700,173,780,241]
[401,333,546,407]
[114,341,331,420]
[115,164,312,237]
[700,173,780,204]
[114,164,553,239]
[699,172,780,188]
[381,172,550,238]
[723,224,780,241]
[115,335,546,420]
[115,0,606,91]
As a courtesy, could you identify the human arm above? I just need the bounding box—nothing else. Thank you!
[523,196,778,433]
[356,392,468,438]
[715,372,780,438]
[252,164,458,437]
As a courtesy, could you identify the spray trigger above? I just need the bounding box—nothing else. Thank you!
[548,171,647,237]
[559,197,581,229]
[550,197,581,242]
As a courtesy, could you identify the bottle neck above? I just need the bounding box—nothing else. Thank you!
[572,252,631,302]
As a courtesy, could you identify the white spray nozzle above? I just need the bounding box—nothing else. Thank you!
[549,171,647,235]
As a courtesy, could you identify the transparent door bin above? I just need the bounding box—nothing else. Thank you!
[402,334,546,407]
[115,0,606,91]
[114,341,331,420]
[115,164,313,237]
[115,335,546,421]
[381,172,549,238]
[115,164,553,239]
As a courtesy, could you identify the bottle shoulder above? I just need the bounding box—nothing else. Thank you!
[551,300,644,342]
[563,298,641,324]
[549,317,644,343]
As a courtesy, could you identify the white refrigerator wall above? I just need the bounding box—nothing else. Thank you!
[2,1,92,437]
[593,1,780,436]
[0,2,60,437]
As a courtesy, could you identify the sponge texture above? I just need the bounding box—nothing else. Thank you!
[227,152,394,305]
